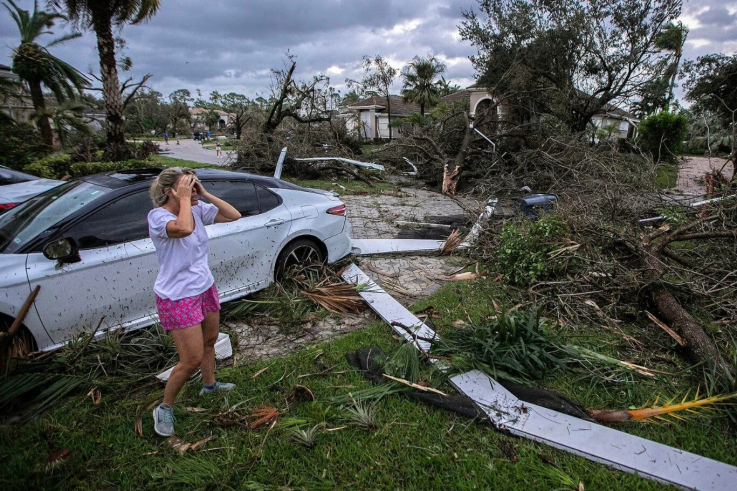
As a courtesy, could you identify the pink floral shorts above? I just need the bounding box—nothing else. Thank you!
[155,284,221,331]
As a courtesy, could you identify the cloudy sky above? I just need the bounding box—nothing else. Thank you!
[0,0,735,102]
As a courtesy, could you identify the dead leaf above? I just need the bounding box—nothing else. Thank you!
[134,417,143,437]
[451,319,466,328]
[47,448,71,465]
[189,435,216,451]
[248,406,280,429]
[431,271,486,282]
[538,453,556,466]
[186,407,207,413]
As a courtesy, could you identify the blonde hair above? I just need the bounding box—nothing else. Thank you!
[149,167,196,207]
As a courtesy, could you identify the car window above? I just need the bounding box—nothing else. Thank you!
[0,181,111,254]
[63,191,153,249]
[202,180,259,217]
[0,168,34,186]
[255,185,280,213]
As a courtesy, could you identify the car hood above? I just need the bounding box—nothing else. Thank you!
[0,179,65,204]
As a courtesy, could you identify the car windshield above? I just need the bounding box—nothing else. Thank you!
[0,181,111,254]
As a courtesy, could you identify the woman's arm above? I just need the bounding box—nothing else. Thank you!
[166,175,196,238]
[195,181,241,223]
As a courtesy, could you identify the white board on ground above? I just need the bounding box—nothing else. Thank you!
[341,264,435,352]
[450,370,737,491]
[350,238,446,255]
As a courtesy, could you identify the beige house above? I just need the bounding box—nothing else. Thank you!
[344,83,639,140]
[189,107,235,131]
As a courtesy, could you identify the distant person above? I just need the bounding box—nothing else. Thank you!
[216,142,222,157]
[206,131,210,141]
[175,132,180,145]
[148,168,241,437]
[164,132,169,145]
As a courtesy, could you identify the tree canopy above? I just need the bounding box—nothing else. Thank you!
[401,55,446,116]
[459,0,682,133]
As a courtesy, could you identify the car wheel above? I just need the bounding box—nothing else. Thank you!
[275,238,325,280]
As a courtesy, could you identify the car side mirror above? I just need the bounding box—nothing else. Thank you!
[43,238,80,264]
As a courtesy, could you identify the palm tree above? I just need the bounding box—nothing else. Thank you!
[52,0,160,154]
[655,22,688,111]
[3,0,88,147]
[401,55,446,116]
[34,100,89,147]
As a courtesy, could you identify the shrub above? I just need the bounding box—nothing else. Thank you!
[23,153,73,179]
[69,160,150,177]
[496,216,569,285]
[0,122,49,170]
[637,111,688,162]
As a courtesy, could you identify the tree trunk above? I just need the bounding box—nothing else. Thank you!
[641,245,734,380]
[442,113,473,197]
[92,13,125,154]
[386,94,392,141]
[28,80,54,148]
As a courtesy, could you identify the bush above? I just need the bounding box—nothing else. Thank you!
[69,160,150,177]
[496,216,569,285]
[0,122,49,170]
[23,153,73,179]
[637,111,688,162]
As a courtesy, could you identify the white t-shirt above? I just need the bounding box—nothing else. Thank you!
[148,202,219,300]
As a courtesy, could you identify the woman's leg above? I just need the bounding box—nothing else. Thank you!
[163,324,204,407]
[200,310,220,386]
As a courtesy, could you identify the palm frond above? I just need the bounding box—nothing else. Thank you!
[590,391,737,423]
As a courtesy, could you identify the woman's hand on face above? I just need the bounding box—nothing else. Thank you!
[170,175,194,201]
[193,179,208,198]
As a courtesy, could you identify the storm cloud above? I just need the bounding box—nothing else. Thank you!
[0,0,734,102]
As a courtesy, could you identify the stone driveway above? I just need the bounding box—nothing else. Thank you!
[225,186,473,362]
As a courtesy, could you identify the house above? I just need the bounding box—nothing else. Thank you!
[189,107,235,131]
[0,64,34,124]
[343,83,639,140]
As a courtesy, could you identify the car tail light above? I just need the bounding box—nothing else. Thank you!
[326,204,346,216]
[0,203,17,211]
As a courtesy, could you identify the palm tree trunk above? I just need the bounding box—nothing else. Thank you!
[28,80,53,148]
[91,13,125,153]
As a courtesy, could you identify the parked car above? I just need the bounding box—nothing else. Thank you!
[0,166,64,215]
[0,167,352,352]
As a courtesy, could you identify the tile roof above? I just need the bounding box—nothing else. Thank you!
[440,90,472,105]
[349,95,421,115]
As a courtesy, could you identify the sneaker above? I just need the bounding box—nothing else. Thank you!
[199,381,236,395]
[152,404,175,437]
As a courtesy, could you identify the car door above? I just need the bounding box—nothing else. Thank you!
[202,181,291,299]
[25,190,153,343]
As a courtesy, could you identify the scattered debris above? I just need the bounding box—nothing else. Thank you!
[273,147,288,179]
[299,278,364,314]
[341,263,737,491]
[293,157,385,171]
[46,448,71,470]
[167,435,216,455]
[248,406,280,430]
[252,367,270,379]
[382,374,447,396]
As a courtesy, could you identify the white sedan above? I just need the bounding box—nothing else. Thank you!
[0,167,352,352]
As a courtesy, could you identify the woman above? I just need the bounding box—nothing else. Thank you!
[148,167,241,436]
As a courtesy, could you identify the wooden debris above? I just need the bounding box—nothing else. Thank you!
[382,374,447,396]
[645,311,685,346]
[589,391,737,423]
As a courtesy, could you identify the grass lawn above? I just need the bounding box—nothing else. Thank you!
[656,163,679,189]
[2,274,734,490]
[202,144,235,151]
[148,155,218,169]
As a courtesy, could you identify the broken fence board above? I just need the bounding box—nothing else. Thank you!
[450,370,737,491]
[341,264,435,352]
[351,238,446,255]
